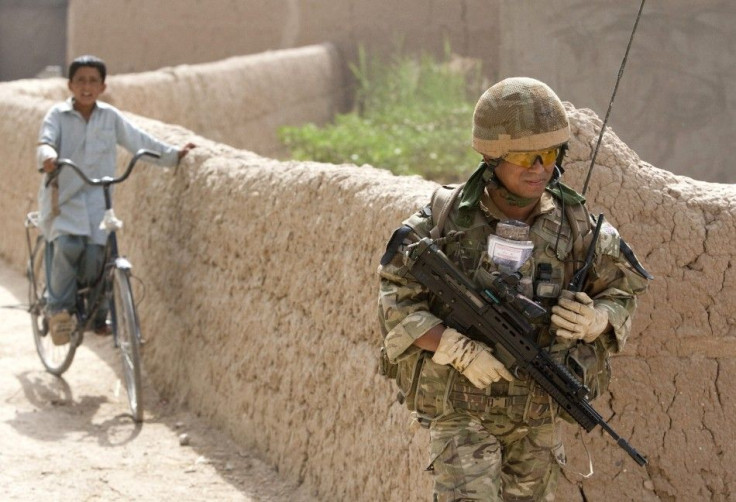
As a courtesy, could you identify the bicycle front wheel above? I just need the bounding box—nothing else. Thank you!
[29,236,77,375]
[112,267,143,422]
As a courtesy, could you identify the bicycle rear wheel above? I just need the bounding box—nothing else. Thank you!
[29,236,77,375]
[112,267,143,422]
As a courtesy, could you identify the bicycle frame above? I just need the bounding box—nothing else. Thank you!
[29,148,160,420]
[49,149,161,346]
[71,227,118,338]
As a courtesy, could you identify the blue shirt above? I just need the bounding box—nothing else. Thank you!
[37,98,180,245]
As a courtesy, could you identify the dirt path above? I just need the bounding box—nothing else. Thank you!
[0,260,315,501]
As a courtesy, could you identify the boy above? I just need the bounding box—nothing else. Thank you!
[37,55,196,345]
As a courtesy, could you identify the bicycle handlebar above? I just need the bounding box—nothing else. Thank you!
[46,149,162,188]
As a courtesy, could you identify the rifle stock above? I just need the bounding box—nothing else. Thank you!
[406,237,647,467]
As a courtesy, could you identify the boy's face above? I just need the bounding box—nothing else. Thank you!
[68,66,106,109]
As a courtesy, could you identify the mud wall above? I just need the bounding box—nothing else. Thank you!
[1,51,735,501]
[2,44,346,159]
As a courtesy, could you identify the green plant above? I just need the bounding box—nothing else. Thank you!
[278,46,483,183]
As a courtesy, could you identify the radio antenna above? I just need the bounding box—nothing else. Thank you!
[582,0,646,196]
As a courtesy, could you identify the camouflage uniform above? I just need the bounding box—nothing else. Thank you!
[378,186,649,501]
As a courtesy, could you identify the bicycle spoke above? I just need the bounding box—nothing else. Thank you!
[112,268,143,422]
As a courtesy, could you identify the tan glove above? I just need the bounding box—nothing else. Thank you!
[551,291,609,343]
[432,327,513,388]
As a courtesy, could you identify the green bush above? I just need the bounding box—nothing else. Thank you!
[278,47,483,183]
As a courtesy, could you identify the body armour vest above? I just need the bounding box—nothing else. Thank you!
[390,184,616,426]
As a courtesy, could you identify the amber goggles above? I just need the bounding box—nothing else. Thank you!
[503,147,560,168]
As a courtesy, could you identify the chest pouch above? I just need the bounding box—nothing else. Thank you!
[488,220,534,274]
[534,262,563,300]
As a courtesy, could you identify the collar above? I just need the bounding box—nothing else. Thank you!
[61,97,103,115]
[479,189,507,221]
[480,189,556,223]
[537,191,557,215]
[59,97,75,113]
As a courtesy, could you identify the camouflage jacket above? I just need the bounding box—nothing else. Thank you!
[377,186,650,420]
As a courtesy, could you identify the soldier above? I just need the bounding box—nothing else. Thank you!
[377,77,650,501]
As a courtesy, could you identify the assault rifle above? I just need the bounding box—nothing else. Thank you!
[405,235,647,467]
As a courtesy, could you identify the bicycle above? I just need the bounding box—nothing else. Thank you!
[25,149,161,422]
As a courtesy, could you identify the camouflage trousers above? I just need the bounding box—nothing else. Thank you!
[427,412,565,502]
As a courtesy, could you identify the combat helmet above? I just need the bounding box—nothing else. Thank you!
[472,77,569,158]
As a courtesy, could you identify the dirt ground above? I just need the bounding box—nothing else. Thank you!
[0,260,316,502]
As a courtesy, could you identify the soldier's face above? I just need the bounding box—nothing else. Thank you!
[494,157,555,200]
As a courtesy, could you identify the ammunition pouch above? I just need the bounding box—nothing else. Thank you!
[565,338,611,400]
[378,346,398,380]
[383,350,458,424]
[547,339,611,423]
[385,336,610,427]
[381,346,426,408]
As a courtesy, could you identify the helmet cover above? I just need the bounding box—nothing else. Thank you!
[472,77,570,158]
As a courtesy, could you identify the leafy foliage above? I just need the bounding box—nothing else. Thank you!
[278,47,483,183]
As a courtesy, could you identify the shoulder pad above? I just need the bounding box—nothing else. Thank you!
[597,221,621,258]
[404,209,432,232]
[546,182,586,205]
[380,204,436,266]
[620,238,654,280]
[380,225,413,266]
